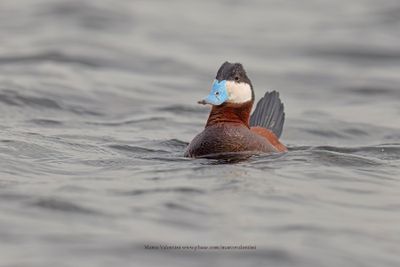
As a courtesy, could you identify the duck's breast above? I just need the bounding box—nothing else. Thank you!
[184,123,277,157]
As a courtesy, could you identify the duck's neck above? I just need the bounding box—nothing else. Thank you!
[205,101,253,128]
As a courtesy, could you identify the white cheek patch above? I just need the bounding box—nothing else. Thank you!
[225,81,252,103]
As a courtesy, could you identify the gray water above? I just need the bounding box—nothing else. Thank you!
[1,0,400,266]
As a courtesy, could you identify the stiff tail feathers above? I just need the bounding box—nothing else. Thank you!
[249,91,285,138]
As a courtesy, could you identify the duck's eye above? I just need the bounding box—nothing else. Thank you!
[215,91,220,95]
[234,76,240,82]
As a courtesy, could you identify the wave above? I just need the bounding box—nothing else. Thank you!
[0,89,103,116]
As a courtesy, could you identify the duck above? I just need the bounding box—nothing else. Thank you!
[184,61,287,158]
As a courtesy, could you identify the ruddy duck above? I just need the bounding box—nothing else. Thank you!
[185,61,287,158]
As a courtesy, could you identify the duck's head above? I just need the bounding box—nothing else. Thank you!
[198,62,254,106]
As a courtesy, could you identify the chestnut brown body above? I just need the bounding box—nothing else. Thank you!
[184,100,287,158]
[184,123,279,157]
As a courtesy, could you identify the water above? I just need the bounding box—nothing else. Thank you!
[0,0,400,266]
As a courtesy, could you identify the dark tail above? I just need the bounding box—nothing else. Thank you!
[249,91,285,138]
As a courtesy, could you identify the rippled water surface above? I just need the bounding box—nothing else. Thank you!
[1,0,400,266]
